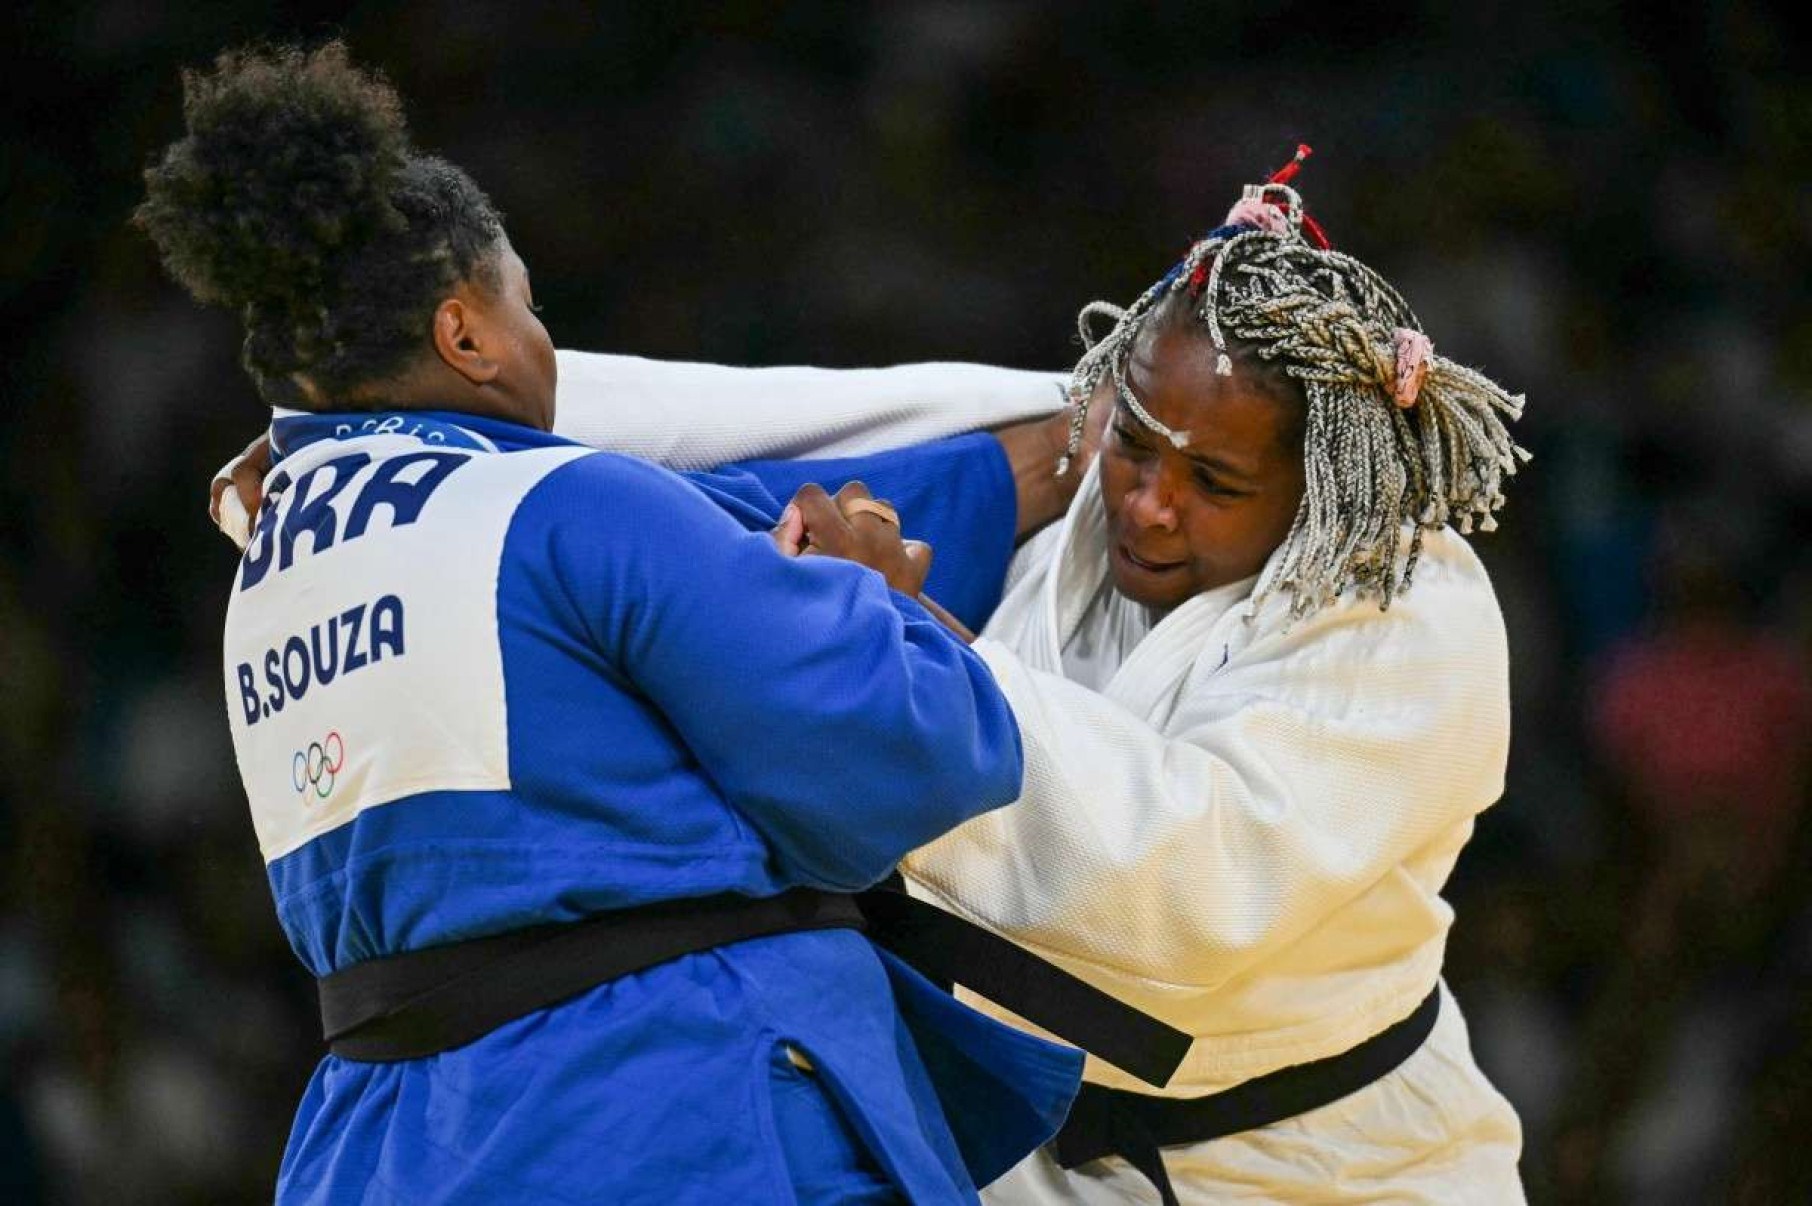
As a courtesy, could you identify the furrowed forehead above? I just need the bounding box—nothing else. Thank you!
[1119,330,1288,478]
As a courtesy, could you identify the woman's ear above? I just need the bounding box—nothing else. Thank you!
[431,290,502,385]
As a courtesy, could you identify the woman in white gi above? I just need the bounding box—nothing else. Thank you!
[214,158,1531,1201]
[545,159,1530,1204]
[912,170,1531,1205]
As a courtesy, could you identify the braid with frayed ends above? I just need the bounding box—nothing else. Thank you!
[136,42,504,409]
[1064,181,1529,624]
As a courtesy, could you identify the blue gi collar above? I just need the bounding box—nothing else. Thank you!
[269,408,580,464]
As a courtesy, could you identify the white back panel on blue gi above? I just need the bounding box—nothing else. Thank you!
[226,428,588,861]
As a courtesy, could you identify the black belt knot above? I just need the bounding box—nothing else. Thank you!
[1049,987,1442,1206]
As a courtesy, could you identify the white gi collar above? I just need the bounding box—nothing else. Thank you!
[1034,466,1260,724]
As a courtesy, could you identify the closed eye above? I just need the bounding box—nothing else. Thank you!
[1192,467,1247,498]
[1113,421,1150,452]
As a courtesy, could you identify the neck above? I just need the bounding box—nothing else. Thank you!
[349,357,543,431]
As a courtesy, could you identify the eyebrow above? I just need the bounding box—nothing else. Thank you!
[1113,413,1257,481]
[1182,449,1256,481]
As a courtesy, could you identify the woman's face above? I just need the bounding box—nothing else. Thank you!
[476,241,558,430]
[1096,323,1306,611]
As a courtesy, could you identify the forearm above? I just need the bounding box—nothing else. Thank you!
[554,456,1024,891]
[553,350,1067,468]
[991,409,1078,541]
[914,593,976,643]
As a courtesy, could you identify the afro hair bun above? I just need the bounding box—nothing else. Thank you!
[136,41,412,315]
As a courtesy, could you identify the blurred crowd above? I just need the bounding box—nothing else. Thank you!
[3,3,1808,1202]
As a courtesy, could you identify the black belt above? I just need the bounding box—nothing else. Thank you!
[859,881,1191,1087]
[319,887,864,1061]
[1050,986,1442,1206]
[318,882,1193,1088]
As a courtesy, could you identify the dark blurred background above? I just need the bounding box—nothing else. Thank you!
[2,2,1808,1202]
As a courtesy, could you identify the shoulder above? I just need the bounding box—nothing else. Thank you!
[1230,527,1509,710]
[525,446,677,492]
[1388,527,1508,652]
[501,448,767,611]
[1200,529,1512,804]
[511,448,732,532]
[1252,526,1503,643]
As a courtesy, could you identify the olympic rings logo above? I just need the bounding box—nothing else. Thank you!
[292,731,346,801]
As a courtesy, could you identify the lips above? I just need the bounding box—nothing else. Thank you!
[1116,542,1185,574]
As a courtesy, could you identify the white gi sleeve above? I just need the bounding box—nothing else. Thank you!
[552,350,1067,468]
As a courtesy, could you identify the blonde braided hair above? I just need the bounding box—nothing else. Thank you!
[1061,180,1530,623]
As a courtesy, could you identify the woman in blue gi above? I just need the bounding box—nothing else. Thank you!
[139,43,1080,1204]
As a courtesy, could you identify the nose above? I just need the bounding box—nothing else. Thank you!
[1125,462,1179,532]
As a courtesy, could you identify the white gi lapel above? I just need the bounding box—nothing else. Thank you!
[988,462,1110,677]
[1103,577,1254,729]
[1050,465,1112,653]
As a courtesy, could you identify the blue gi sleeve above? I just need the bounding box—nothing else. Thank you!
[723,433,1017,633]
[526,451,1024,890]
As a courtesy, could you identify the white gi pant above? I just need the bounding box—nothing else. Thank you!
[983,984,1524,1205]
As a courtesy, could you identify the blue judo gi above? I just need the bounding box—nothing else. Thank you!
[222,408,1081,1204]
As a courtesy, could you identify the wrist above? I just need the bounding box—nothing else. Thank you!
[1027,410,1081,517]
[997,410,1078,540]
[1046,407,1080,485]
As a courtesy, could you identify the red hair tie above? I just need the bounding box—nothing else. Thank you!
[1268,144,1313,186]
[1264,144,1334,249]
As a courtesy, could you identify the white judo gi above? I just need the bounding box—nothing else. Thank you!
[549,351,1527,1203]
